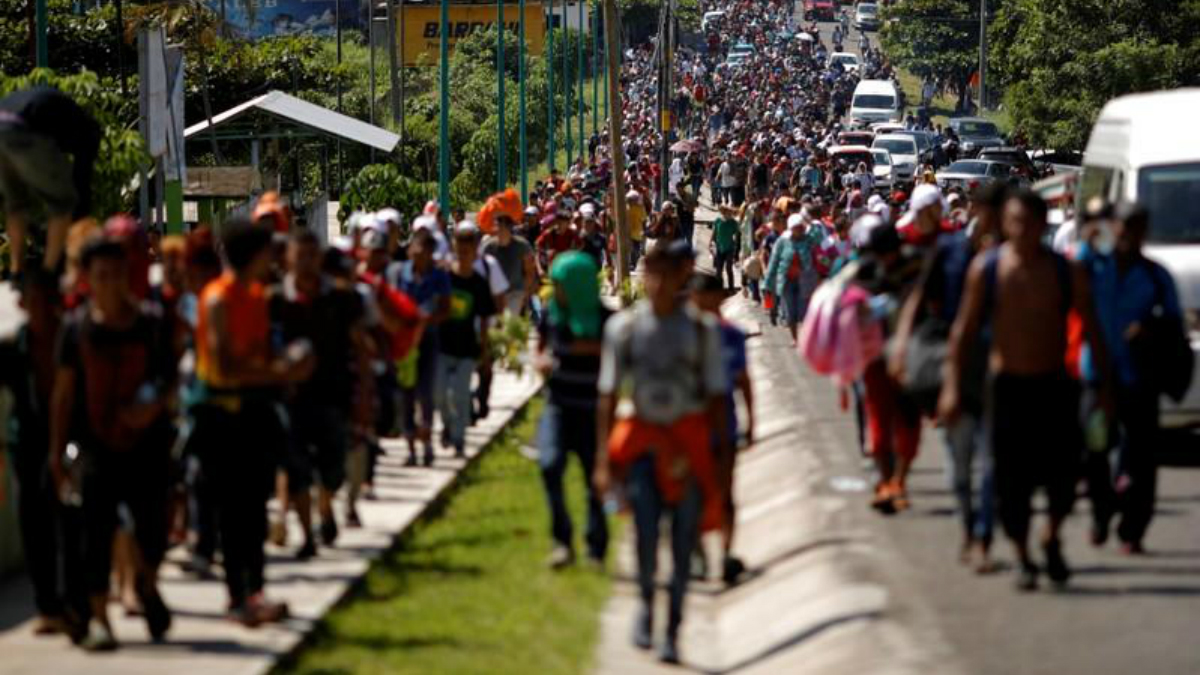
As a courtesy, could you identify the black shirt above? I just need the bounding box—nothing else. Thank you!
[269,278,365,411]
[439,271,497,359]
[538,307,612,409]
[56,304,174,452]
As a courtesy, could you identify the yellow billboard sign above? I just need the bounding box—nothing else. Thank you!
[400,3,546,66]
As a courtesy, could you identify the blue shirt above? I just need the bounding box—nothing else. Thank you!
[718,320,748,437]
[1077,244,1182,386]
[388,260,450,315]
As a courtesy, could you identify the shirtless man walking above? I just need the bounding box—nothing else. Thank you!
[940,190,1112,591]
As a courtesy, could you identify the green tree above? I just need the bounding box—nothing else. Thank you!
[880,0,982,111]
[338,163,429,223]
[989,0,1200,150]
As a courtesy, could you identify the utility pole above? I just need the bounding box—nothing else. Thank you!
[978,0,987,111]
[369,4,377,162]
[658,0,673,205]
[592,0,598,142]
[388,0,402,128]
[497,0,507,190]
[439,0,450,209]
[519,0,528,197]
[601,7,608,122]
[602,0,629,284]
[565,2,573,170]
[548,0,556,172]
[576,0,584,161]
[34,0,47,68]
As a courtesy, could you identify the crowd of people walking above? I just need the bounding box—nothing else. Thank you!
[0,0,1189,668]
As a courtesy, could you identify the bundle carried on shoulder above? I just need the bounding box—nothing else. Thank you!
[798,261,882,385]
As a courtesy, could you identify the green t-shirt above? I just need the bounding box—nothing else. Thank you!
[713,217,739,254]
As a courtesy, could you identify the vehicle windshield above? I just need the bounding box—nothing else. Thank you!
[945,161,989,175]
[833,55,858,64]
[875,137,915,155]
[897,132,931,150]
[859,4,878,15]
[872,151,891,166]
[1139,162,1200,243]
[956,121,999,136]
[835,153,872,168]
[853,94,894,109]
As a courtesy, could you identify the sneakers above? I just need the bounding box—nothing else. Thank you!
[140,587,172,643]
[1043,539,1071,587]
[659,634,681,665]
[32,615,68,636]
[80,620,118,652]
[295,539,317,561]
[269,519,288,548]
[632,607,653,651]
[722,556,746,586]
[547,545,575,570]
[319,517,339,547]
[230,594,291,628]
[1016,562,1040,592]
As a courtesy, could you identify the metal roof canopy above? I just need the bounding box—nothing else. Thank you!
[184,91,399,153]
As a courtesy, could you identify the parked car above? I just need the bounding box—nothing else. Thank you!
[1029,149,1084,175]
[804,0,836,21]
[837,130,875,147]
[829,145,875,175]
[872,135,919,183]
[978,146,1040,179]
[828,52,860,73]
[871,148,894,190]
[869,121,906,136]
[892,130,940,167]
[948,117,1005,157]
[854,2,880,30]
[850,80,902,125]
[702,10,726,32]
[935,159,1025,191]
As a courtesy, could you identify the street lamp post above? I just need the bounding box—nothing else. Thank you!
[592,0,599,141]
[497,0,507,190]
[519,0,528,198]
[439,0,450,209]
[548,0,556,173]
[576,0,584,161]
[565,3,573,170]
[34,0,47,68]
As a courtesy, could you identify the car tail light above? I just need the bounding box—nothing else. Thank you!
[968,180,980,190]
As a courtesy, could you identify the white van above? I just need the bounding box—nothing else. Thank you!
[1079,88,1200,429]
[850,80,902,126]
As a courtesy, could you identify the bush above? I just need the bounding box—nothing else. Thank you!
[339,164,429,224]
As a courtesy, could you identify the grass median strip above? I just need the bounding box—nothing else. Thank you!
[281,396,616,675]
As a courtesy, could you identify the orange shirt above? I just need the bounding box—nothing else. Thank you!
[196,272,269,390]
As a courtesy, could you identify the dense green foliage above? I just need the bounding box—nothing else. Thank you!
[880,0,981,111]
[338,164,430,223]
[881,0,1200,150]
[988,0,1200,150]
[2,0,600,216]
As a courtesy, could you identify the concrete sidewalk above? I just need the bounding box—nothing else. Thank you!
[0,370,542,675]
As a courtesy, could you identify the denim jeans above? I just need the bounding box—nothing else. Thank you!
[628,455,701,636]
[537,403,608,559]
[436,354,476,453]
[942,410,995,544]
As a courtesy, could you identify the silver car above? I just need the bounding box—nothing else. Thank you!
[935,159,1024,191]
[871,148,894,190]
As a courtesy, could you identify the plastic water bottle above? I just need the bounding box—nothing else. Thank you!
[1086,409,1108,453]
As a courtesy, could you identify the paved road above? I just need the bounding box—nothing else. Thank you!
[626,197,1200,675]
